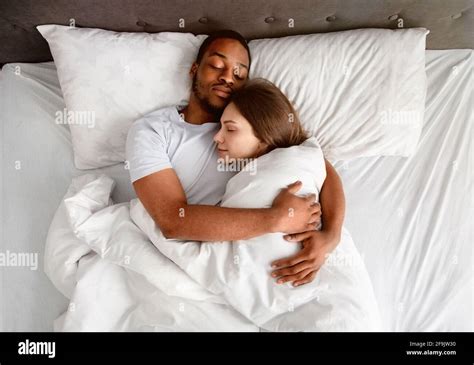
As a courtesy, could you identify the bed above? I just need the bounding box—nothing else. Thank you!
[0,0,472,332]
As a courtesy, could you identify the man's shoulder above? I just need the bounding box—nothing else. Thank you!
[130,105,182,134]
[138,105,180,125]
[126,107,174,144]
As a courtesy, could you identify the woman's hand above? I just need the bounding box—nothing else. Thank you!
[270,229,340,286]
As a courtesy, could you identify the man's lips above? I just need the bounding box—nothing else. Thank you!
[212,86,231,98]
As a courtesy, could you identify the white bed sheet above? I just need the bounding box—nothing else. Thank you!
[0,62,136,331]
[0,50,472,331]
[334,49,473,331]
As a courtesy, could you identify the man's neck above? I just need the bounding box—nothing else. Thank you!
[181,97,219,125]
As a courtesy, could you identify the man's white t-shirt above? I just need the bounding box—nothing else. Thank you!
[125,106,236,205]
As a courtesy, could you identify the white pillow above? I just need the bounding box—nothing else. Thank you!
[248,28,429,161]
[37,24,206,169]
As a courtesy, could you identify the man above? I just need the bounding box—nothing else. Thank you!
[126,30,345,287]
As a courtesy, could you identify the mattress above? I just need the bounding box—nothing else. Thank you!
[0,49,472,331]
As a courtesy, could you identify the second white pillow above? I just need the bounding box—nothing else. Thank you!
[248,28,429,161]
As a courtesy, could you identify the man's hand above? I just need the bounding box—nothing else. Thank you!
[270,230,340,287]
[270,181,322,234]
[270,158,346,287]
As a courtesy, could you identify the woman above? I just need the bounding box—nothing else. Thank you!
[213,78,310,165]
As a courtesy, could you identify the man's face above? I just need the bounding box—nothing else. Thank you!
[190,38,250,115]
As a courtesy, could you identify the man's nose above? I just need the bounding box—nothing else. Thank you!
[218,68,234,86]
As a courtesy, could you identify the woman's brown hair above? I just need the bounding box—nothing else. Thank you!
[230,78,309,153]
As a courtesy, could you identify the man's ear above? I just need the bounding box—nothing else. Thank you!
[189,62,198,78]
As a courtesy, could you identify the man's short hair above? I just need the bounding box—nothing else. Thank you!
[196,29,251,70]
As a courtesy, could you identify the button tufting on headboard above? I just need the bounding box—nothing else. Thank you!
[0,0,472,65]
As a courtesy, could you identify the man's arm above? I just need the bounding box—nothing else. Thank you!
[319,158,345,240]
[133,168,320,241]
[269,159,346,286]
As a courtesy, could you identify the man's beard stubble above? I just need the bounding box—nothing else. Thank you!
[192,75,225,120]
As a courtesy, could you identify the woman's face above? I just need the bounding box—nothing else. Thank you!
[213,102,268,160]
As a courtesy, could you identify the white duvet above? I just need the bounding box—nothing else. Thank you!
[45,137,381,331]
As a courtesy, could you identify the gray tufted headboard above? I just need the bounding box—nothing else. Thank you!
[0,0,473,66]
